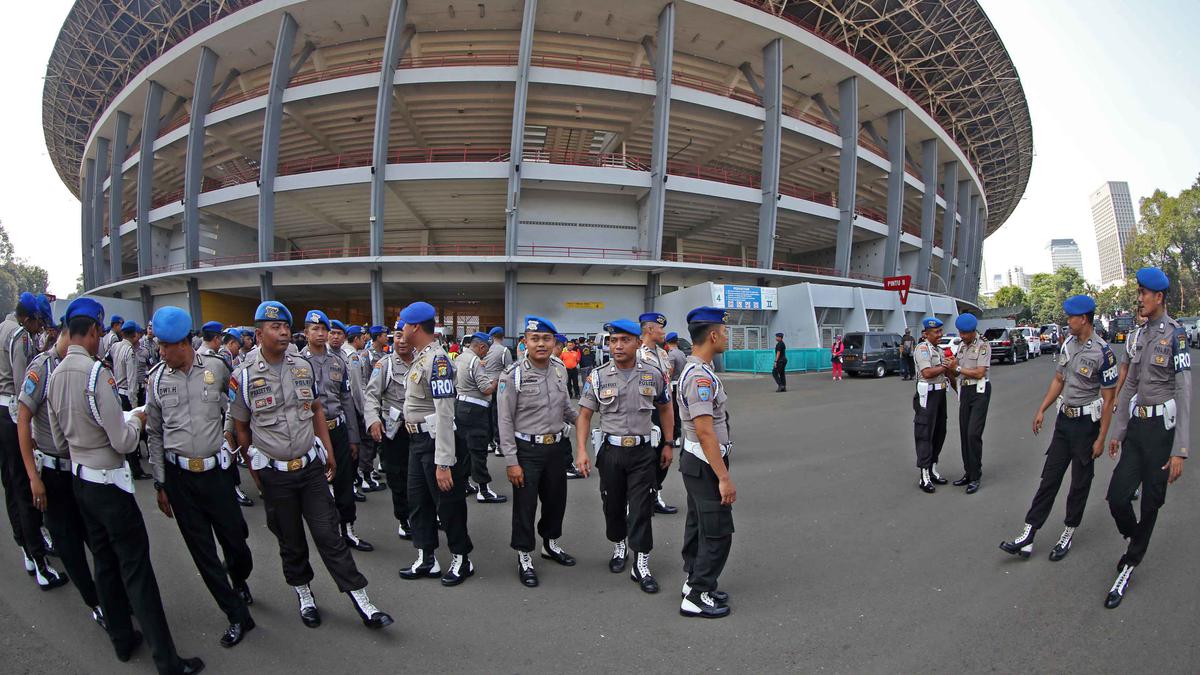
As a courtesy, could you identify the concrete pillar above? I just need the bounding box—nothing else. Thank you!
[370,0,410,257]
[81,159,95,290]
[187,277,202,330]
[915,139,937,291]
[972,204,985,302]
[370,268,384,325]
[937,163,959,293]
[958,194,980,298]
[137,81,163,277]
[259,271,273,302]
[92,137,110,286]
[883,108,905,278]
[756,38,782,270]
[947,179,969,295]
[185,48,219,270]
[258,13,298,263]
[504,269,517,337]
[833,76,858,277]
[108,112,130,281]
[645,2,675,262]
[139,285,153,324]
[505,0,538,256]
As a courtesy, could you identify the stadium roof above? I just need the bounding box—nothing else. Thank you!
[43,0,1031,234]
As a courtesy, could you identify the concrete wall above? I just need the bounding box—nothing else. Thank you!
[518,189,640,252]
[51,295,146,325]
[515,282,644,335]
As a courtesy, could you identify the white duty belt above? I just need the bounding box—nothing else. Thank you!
[165,450,223,473]
[683,438,730,462]
[250,444,320,472]
[73,461,134,494]
[34,450,71,473]
[515,431,562,444]
[456,394,489,408]
[0,394,13,408]
[1059,398,1102,419]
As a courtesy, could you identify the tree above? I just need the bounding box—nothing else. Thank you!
[1027,267,1090,325]
[0,220,50,311]
[1124,175,1200,316]
[993,285,1027,310]
[1095,282,1137,317]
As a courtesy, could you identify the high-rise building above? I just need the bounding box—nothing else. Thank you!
[1048,239,1085,277]
[1090,181,1137,285]
[1006,265,1031,291]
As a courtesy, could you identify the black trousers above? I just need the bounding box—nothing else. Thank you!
[356,414,378,475]
[566,368,580,398]
[378,430,410,523]
[958,383,991,481]
[73,477,182,674]
[0,407,44,556]
[407,432,473,555]
[597,441,656,552]
[118,393,149,478]
[900,355,913,379]
[258,460,367,592]
[327,423,357,524]
[680,452,733,593]
[1024,413,1100,529]
[489,391,500,445]
[163,463,252,624]
[510,439,568,551]
[1107,417,1174,566]
[41,466,99,608]
[913,390,947,469]
[455,400,492,486]
[772,361,787,388]
[649,408,668,491]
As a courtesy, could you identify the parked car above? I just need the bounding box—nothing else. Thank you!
[1176,317,1199,348]
[1109,315,1136,344]
[1015,326,1041,358]
[841,332,903,378]
[984,327,1029,363]
[1038,324,1061,354]
[937,334,962,358]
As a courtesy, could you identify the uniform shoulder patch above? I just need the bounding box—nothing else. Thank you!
[430,354,456,398]
[23,374,37,396]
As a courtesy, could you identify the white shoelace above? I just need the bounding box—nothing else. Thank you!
[519,551,534,571]
[350,589,380,616]
[931,463,943,480]
[409,550,426,572]
[1110,565,1133,595]
[920,468,932,484]
[636,552,651,577]
[294,584,316,610]
[546,539,565,555]
[449,554,464,575]
[397,522,408,537]
[613,541,626,558]
[1055,527,1074,549]
[1014,524,1033,544]
[698,592,716,607]
[345,524,359,542]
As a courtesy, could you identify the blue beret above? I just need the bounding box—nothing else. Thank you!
[121,320,142,333]
[201,321,224,333]
[488,326,504,337]
[368,325,387,337]
[16,292,39,316]
[330,319,347,333]
[638,312,667,327]
[303,310,330,329]
[954,314,978,333]
[1135,267,1169,292]
[151,306,192,343]
[775,332,784,337]
[921,317,943,330]
[665,332,679,343]
[110,314,124,326]
[523,315,557,335]
[1062,295,1096,316]
[34,295,55,326]
[65,298,105,325]
[686,306,727,325]
[345,325,364,338]
[224,328,243,340]
[471,331,490,343]
[254,301,292,324]
[399,301,436,325]
[605,319,641,337]
[554,333,567,344]
[394,320,404,331]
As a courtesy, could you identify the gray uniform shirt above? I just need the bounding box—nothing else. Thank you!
[363,352,412,440]
[677,355,731,453]
[668,348,688,384]
[638,343,672,380]
[913,340,948,386]
[228,349,320,461]
[579,359,668,436]
[0,314,29,399]
[99,330,121,363]
[483,342,512,377]
[17,346,67,457]
[957,337,991,382]
[454,351,493,400]
[403,342,458,466]
[146,353,233,482]
[302,347,361,444]
[1111,315,1191,457]
[110,339,147,400]
[1056,333,1118,406]
[345,349,367,413]
[47,345,141,470]
[497,358,578,466]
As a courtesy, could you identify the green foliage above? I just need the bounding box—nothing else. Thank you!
[992,285,1028,310]
[1026,267,1090,325]
[1123,175,1200,316]
[0,221,50,311]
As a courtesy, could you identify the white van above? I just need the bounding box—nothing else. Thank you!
[1015,326,1041,358]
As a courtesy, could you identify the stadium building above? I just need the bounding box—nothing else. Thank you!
[45,0,1031,347]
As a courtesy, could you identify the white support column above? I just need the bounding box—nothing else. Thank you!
[108,112,130,282]
[136,81,163,277]
[92,137,110,286]
[915,139,937,291]
[937,163,959,292]
[370,0,410,258]
[833,76,858,276]
[185,47,218,270]
[258,13,298,268]
[81,159,95,290]
[883,108,905,277]
[504,0,538,257]
[645,2,675,262]
[370,268,384,326]
[756,38,782,270]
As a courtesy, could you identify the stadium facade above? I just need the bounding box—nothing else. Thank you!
[44,0,1031,346]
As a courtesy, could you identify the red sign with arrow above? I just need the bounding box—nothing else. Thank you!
[883,275,911,304]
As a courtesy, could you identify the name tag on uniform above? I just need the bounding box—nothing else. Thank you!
[254,395,275,409]
[599,386,617,399]
[295,387,313,400]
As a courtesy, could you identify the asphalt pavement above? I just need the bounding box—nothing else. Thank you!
[1,348,1197,674]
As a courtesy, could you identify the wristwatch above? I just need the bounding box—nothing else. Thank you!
[436,464,452,470]
[153,480,164,491]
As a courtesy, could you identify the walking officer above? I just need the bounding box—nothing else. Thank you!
[219,330,243,369]
[676,307,736,619]
[637,312,678,515]
[455,332,505,503]
[912,317,955,492]
[772,332,787,392]
[336,323,382,495]
[365,326,389,367]
[574,318,674,594]
[145,306,255,647]
[1103,267,1191,608]
[497,317,579,587]
[363,323,415,541]
[198,321,224,358]
[951,313,990,494]
[98,314,123,366]
[229,301,391,630]
[46,298,204,673]
[110,319,153,480]
[300,310,371,552]
[1000,295,1117,561]
[485,326,513,455]
[398,302,475,586]
[215,328,254,508]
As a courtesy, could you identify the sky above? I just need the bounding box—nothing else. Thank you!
[1,1,1199,297]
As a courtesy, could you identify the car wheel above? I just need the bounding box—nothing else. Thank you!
[874,362,886,378]
[1008,351,1016,364]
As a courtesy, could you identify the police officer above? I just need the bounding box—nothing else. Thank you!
[1000,295,1117,561]
[46,298,204,673]
[111,320,154,481]
[665,332,687,456]
[1103,267,1191,608]
[211,328,253,507]
[677,306,735,619]
[366,325,389,367]
[230,301,389,629]
[363,323,415,541]
[219,329,243,369]
[579,336,596,381]
[300,310,370,552]
[638,312,678,515]
[772,332,788,392]
[552,333,583,479]
[485,326,513,455]
[145,306,255,647]
[455,332,504,503]
[198,321,224,358]
[336,324,381,495]
[574,318,674,594]
[951,314,990,494]
[397,302,475,585]
[0,291,52,578]
[912,317,954,492]
[498,317,579,587]
[98,314,123,365]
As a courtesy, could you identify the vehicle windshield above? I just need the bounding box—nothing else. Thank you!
[843,335,863,350]
[983,328,1006,340]
[1039,326,1057,337]
[1111,317,1135,331]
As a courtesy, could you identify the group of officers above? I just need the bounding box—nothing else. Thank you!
[0,291,740,674]
[907,266,1190,609]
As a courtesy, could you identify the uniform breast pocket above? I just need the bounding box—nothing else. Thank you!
[160,394,180,408]
[1076,357,1097,379]
[638,392,656,411]
[519,383,540,396]
[1148,346,1174,383]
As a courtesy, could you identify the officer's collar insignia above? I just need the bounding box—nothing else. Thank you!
[257,362,266,371]
[1160,338,1169,345]
[263,306,280,319]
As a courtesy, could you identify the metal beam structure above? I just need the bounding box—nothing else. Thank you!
[937,162,959,291]
[646,2,675,262]
[504,0,537,257]
[136,81,162,277]
[756,38,782,270]
[370,0,409,264]
[107,112,129,282]
[833,76,858,277]
[257,13,298,267]
[91,136,109,286]
[883,108,905,277]
[916,139,937,290]
[184,47,218,270]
